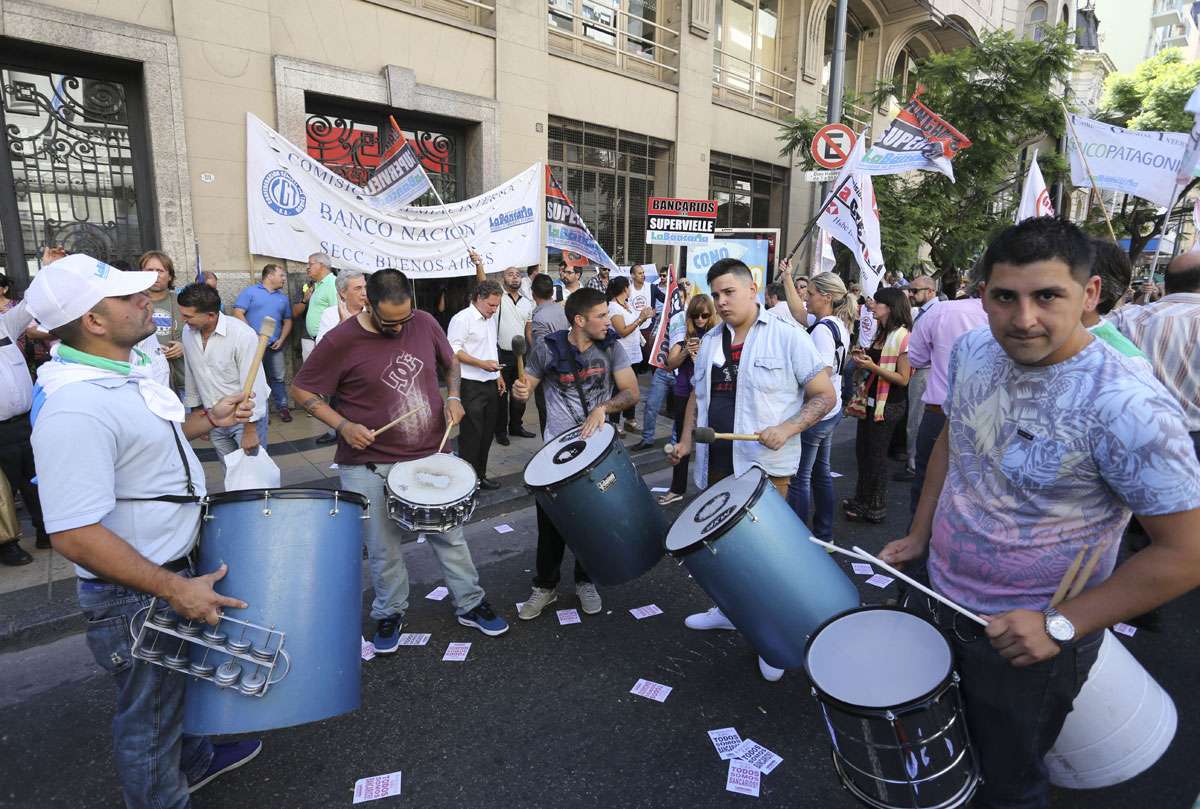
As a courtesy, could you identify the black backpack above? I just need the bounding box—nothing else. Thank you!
[808,317,846,376]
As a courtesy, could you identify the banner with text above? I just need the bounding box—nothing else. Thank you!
[860,92,971,181]
[246,113,541,277]
[1066,113,1187,208]
[648,264,682,370]
[545,167,619,273]
[820,137,886,298]
[361,116,434,214]
[645,197,717,246]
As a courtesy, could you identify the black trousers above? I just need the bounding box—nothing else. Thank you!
[852,399,907,518]
[909,407,947,515]
[459,379,499,479]
[0,414,48,545]
[532,502,590,588]
[534,384,547,438]
[669,394,691,495]
[495,348,527,438]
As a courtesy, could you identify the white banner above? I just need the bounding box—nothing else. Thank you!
[1066,113,1188,208]
[859,93,971,181]
[246,113,542,277]
[1016,150,1054,222]
[819,137,886,298]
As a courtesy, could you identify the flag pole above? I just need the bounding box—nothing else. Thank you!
[784,173,854,266]
[1062,105,1119,243]
[1147,182,1183,280]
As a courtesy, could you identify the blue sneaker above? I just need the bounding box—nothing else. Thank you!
[373,615,403,654]
[457,601,509,636]
[189,739,262,793]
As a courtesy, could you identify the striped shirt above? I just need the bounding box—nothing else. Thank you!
[1108,293,1200,432]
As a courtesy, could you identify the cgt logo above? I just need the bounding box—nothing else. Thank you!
[261,169,307,216]
[488,206,534,233]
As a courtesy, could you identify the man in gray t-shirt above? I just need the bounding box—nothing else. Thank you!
[528,274,569,436]
[511,288,639,619]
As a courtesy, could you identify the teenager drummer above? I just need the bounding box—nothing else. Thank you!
[26,255,263,807]
[882,218,1200,809]
[510,287,640,619]
[667,258,836,682]
[291,264,508,653]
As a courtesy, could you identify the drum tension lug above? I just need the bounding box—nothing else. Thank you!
[703,540,717,555]
[261,490,272,517]
[747,509,759,523]
[329,490,340,517]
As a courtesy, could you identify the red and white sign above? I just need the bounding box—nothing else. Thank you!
[810,124,857,170]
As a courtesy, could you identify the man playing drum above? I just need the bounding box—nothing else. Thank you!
[882,218,1200,809]
[667,258,836,682]
[291,266,508,654]
[510,287,640,619]
[26,255,263,808]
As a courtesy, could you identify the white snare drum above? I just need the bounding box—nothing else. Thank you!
[385,454,479,532]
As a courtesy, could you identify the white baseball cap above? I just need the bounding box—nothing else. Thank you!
[25,254,158,331]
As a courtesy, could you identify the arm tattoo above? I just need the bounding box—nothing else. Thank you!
[787,390,836,433]
[445,356,462,397]
[602,388,638,414]
[300,394,326,414]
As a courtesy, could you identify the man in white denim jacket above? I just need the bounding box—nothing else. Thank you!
[668,258,835,682]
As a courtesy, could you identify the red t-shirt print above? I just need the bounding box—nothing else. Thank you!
[293,311,455,465]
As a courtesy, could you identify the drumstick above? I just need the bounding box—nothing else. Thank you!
[807,536,867,561]
[664,443,674,456]
[241,316,276,399]
[851,545,989,628]
[1049,547,1087,609]
[437,419,454,453]
[693,427,760,443]
[373,404,424,438]
[511,335,527,381]
[1065,544,1106,601]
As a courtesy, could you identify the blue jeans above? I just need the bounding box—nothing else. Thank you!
[209,419,269,457]
[641,368,674,444]
[338,463,485,620]
[786,415,840,540]
[77,579,213,809]
[262,348,287,410]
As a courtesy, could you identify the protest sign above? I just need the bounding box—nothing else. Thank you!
[648,263,682,370]
[1066,113,1187,208]
[860,92,971,180]
[818,137,886,297]
[645,197,717,246]
[361,116,433,214]
[546,167,619,272]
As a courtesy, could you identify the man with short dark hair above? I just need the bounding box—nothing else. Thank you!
[233,263,294,421]
[178,283,271,455]
[584,264,610,292]
[448,279,505,490]
[495,267,535,445]
[528,273,568,435]
[558,261,582,301]
[291,262,508,650]
[883,217,1200,809]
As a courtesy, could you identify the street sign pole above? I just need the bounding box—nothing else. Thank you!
[815,0,849,272]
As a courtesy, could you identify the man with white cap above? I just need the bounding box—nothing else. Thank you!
[25,254,263,808]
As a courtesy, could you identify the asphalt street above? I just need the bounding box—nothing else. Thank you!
[2,424,1198,809]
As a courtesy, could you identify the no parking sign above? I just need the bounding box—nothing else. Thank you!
[810,124,857,170]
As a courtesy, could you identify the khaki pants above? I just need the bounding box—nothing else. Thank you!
[768,475,791,499]
[0,466,20,542]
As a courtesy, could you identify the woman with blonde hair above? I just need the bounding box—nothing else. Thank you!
[784,270,854,539]
[657,293,716,505]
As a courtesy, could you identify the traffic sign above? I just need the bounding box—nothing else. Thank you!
[810,124,857,170]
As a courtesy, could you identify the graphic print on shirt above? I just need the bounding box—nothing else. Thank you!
[380,351,433,441]
[152,308,173,339]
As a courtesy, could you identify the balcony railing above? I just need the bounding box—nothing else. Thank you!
[819,89,874,133]
[547,2,680,85]
[712,48,795,119]
[381,0,495,29]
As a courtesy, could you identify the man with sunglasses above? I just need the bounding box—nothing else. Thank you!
[558,261,582,302]
[291,264,508,653]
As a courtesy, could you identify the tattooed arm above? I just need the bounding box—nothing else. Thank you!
[758,369,836,451]
[580,365,640,438]
[442,354,465,426]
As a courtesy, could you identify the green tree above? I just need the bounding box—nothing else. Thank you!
[778,28,1075,281]
[1092,48,1200,261]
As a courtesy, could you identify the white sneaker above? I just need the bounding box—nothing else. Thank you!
[758,656,785,682]
[576,582,602,614]
[518,587,557,620]
[684,607,735,631]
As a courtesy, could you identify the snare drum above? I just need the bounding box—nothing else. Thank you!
[664,467,858,668]
[805,607,980,809]
[386,453,479,533]
[524,423,666,585]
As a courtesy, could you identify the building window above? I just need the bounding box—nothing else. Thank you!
[712,0,796,119]
[891,45,923,102]
[1025,1,1048,41]
[547,0,680,84]
[707,152,787,230]
[0,44,156,280]
[548,116,673,266]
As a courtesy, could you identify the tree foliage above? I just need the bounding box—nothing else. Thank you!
[779,27,1075,280]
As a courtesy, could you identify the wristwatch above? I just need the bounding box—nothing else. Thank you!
[1043,608,1076,644]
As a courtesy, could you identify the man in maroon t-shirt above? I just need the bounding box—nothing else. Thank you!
[291,267,509,652]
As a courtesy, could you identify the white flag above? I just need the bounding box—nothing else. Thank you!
[809,227,836,276]
[818,135,886,297]
[1066,113,1187,208]
[1016,150,1055,222]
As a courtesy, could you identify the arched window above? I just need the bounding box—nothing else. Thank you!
[892,45,922,100]
[1025,1,1048,41]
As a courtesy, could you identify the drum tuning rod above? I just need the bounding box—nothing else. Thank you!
[693,427,760,444]
[373,404,425,438]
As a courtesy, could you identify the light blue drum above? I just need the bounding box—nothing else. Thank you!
[524,423,666,585]
[665,467,859,669]
[183,488,367,735]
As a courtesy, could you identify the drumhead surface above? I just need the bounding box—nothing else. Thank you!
[387,454,477,504]
[806,608,951,709]
[664,468,764,552]
[524,423,616,487]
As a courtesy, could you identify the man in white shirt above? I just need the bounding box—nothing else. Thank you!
[495,267,535,445]
[668,258,836,682]
[177,283,271,457]
[447,280,504,489]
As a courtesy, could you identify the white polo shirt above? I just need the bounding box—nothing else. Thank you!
[0,301,34,420]
[496,291,533,351]
[181,312,270,421]
[447,302,500,382]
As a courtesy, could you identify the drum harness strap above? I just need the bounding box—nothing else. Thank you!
[118,422,201,505]
[545,328,621,425]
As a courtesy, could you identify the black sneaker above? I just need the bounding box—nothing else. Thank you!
[0,541,32,566]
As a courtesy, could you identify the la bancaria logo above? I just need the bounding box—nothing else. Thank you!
[261,169,307,216]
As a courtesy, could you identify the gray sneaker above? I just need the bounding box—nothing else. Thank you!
[576,582,602,615]
[518,587,557,620]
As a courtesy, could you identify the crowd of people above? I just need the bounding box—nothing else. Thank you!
[2,216,1199,809]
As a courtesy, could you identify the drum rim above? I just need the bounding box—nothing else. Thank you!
[522,423,619,490]
[386,454,479,506]
[205,488,369,508]
[803,605,955,717]
[663,468,767,556]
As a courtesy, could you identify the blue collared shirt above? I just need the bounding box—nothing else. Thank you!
[233,283,291,342]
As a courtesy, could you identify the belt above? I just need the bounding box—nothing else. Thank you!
[924,403,944,415]
[79,554,192,586]
[0,411,30,425]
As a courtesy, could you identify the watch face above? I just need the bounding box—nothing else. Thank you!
[1047,614,1074,642]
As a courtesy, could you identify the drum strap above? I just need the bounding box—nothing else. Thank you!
[118,422,201,504]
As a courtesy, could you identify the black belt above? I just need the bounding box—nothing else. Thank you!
[80,554,192,586]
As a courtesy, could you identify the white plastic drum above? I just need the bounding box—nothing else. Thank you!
[1046,629,1177,789]
[524,423,616,487]
[386,453,477,505]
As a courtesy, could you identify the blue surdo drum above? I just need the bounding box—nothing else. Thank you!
[664,467,859,669]
[524,423,666,585]
[182,488,367,735]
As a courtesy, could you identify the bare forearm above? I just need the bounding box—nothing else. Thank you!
[781,273,807,323]
[602,388,639,414]
[910,426,949,541]
[278,320,293,341]
[182,409,217,440]
[445,357,462,398]
[785,390,835,434]
[53,523,183,599]
[290,385,343,431]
